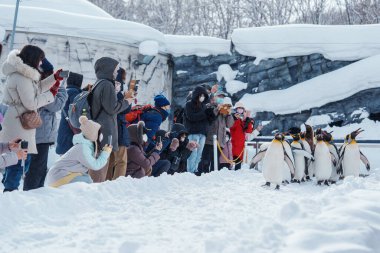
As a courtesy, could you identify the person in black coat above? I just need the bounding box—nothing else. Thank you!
[106,68,132,180]
[159,123,197,174]
[184,86,214,173]
[56,72,83,155]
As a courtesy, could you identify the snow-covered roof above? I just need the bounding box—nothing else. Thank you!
[0,5,165,47]
[165,35,231,57]
[232,24,380,63]
[1,0,112,18]
[240,54,380,115]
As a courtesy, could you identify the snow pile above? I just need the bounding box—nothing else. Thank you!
[324,118,380,140]
[1,0,113,18]
[0,5,165,47]
[139,40,159,56]
[1,167,380,252]
[165,35,231,57]
[240,54,380,114]
[217,64,247,95]
[306,114,333,126]
[232,24,380,63]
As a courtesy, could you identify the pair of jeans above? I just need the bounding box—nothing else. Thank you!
[186,134,206,173]
[23,143,50,191]
[152,160,170,177]
[2,155,32,192]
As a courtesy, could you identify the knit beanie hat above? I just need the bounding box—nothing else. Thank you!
[234,102,245,109]
[40,58,54,73]
[79,116,101,142]
[154,95,170,107]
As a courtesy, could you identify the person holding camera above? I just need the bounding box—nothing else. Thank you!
[0,45,61,192]
[198,91,234,174]
[230,102,262,170]
[23,58,68,191]
[0,140,28,170]
[88,57,133,183]
[126,121,164,178]
[46,116,112,187]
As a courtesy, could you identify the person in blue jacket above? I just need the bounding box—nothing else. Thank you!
[56,72,83,155]
[140,94,170,150]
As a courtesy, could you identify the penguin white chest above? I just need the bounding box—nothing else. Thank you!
[263,142,284,184]
[343,144,360,177]
[314,142,332,180]
[291,142,306,180]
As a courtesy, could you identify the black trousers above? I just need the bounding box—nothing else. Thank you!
[23,143,50,191]
[198,144,221,174]
[233,156,243,170]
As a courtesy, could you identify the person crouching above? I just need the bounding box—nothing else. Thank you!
[46,116,112,187]
[126,121,163,178]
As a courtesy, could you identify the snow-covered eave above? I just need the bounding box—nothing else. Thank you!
[240,53,380,115]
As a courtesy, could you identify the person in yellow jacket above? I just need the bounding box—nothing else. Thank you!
[46,116,112,187]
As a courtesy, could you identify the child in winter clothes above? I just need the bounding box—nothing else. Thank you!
[46,116,112,187]
[219,130,234,170]
[0,141,28,169]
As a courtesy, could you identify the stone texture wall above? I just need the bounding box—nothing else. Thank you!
[171,51,380,134]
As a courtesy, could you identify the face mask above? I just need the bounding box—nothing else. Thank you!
[99,133,103,142]
[199,96,205,103]
[216,97,224,105]
[180,137,186,142]
[142,134,148,142]
[115,81,121,93]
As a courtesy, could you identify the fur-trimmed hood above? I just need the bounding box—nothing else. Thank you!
[2,49,41,81]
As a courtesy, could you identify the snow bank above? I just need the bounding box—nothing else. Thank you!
[240,54,380,114]
[1,168,380,252]
[1,0,112,18]
[324,118,380,140]
[226,80,248,95]
[139,40,159,56]
[232,24,380,63]
[216,64,247,95]
[165,35,231,57]
[0,5,165,47]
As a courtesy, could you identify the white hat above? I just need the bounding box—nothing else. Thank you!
[234,101,245,109]
[223,97,233,106]
[79,116,101,142]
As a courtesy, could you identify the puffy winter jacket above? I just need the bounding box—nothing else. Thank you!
[230,117,257,160]
[184,86,210,135]
[36,87,68,144]
[140,107,169,143]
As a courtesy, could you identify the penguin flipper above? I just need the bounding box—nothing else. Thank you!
[360,151,371,171]
[330,152,338,167]
[293,149,314,160]
[337,146,347,169]
[250,151,266,169]
[284,154,295,175]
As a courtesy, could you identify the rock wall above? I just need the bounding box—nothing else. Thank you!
[172,51,380,133]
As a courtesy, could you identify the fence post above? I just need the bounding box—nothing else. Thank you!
[213,135,218,172]
[243,141,247,164]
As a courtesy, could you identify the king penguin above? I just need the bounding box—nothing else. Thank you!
[338,129,370,177]
[321,131,340,183]
[291,133,314,183]
[314,134,335,185]
[250,134,295,190]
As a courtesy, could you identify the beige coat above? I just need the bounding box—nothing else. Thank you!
[0,50,55,154]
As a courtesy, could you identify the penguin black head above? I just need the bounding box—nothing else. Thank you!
[315,128,322,136]
[292,133,301,141]
[322,131,333,142]
[349,128,364,142]
[300,132,306,139]
[316,134,324,142]
[274,133,284,141]
[288,127,301,135]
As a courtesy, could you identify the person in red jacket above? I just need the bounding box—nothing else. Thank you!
[230,102,262,170]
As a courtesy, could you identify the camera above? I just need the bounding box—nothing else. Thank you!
[59,70,70,78]
[21,141,28,150]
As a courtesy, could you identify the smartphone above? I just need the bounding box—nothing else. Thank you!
[157,136,162,144]
[21,141,28,150]
[108,135,113,145]
[59,70,70,78]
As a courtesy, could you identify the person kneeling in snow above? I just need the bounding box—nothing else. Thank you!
[46,116,112,187]
[126,121,166,178]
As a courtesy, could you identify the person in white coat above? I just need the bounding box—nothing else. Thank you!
[0,45,60,192]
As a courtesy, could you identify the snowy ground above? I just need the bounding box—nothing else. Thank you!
[0,147,379,253]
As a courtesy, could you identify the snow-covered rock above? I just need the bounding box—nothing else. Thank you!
[232,24,380,63]
[240,54,380,115]
[139,40,159,56]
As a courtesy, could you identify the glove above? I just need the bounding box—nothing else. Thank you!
[54,69,63,81]
[170,138,179,151]
[244,118,253,129]
[49,80,60,97]
[186,141,198,151]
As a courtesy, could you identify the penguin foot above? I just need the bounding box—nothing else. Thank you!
[330,180,336,184]
[306,176,312,181]
[317,180,323,185]
[261,182,270,188]
[339,175,345,180]
[275,185,280,190]
[301,178,306,183]
[324,180,330,186]
[291,179,296,183]
[282,180,290,185]
[296,180,301,184]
